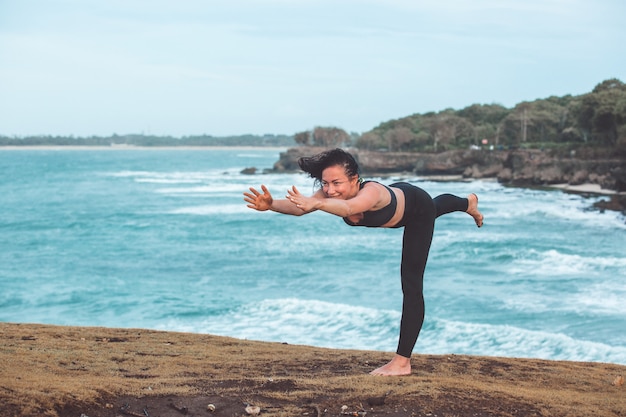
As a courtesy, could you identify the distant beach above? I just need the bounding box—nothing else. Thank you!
[0,145,288,151]
[550,182,622,195]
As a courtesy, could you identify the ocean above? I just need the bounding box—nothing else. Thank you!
[1,148,625,365]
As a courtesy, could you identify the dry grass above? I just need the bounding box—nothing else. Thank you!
[1,322,624,417]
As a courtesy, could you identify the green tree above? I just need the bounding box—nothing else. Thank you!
[356,131,384,150]
[311,126,350,147]
[457,103,509,126]
[383,127,417,151]
[575,78,626,146]
[294,131,311,146]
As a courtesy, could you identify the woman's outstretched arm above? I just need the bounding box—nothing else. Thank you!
[286,185,380,217]
[244,185,314,216]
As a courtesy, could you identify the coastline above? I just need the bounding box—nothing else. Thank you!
[1,322,624,417]
[3,145,622,201]
[0,145,288,151]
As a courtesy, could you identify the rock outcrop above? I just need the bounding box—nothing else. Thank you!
[271,147,626,213]
[274,147,624,189]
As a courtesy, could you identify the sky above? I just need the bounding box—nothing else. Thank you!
[1,0,625,138]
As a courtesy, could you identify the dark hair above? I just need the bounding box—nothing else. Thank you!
[298,148,360,185]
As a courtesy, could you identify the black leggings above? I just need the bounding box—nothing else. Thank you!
[390,182,469,358]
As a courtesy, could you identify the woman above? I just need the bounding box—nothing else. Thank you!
[243,148,483,376]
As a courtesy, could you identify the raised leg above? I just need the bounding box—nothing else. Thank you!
[433,193,483,227]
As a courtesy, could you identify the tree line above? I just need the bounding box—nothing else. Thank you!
[295,78,626,156]
[0,133,294,147]
[3,78,624,156]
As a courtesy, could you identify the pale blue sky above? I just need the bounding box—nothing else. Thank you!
[1,0,624,137]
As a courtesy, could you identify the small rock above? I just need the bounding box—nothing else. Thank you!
[240,167,257,175]
[367,391,390,406]
[245,405,261,415]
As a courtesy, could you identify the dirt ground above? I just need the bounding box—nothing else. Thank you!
[1,323,624,417]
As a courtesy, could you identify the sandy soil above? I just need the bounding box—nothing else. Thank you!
[1,323,624,417]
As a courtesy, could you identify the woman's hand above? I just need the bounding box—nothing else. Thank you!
[286,186,320,212]
[243,185,273,211]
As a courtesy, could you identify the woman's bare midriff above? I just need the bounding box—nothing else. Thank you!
[382,186,405,228]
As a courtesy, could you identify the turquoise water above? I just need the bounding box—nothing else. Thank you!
[1,148,625,364]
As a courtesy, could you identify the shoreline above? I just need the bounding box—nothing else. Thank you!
[0,145,288,151]
[549,182,623,195]
[2,322,625,417]
[3,145,623,199]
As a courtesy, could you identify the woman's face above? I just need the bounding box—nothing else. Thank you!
[321,165,358,199]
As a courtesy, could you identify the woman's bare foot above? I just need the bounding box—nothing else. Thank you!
[370,354,411,376]
[467,193,484,228]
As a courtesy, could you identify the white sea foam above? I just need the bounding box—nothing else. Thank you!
[108,170,208,179]
[571,281,626,314]
[502,279,626,317]
[496,247,626,316]
[169,204,251,215]
[106,170,156,178]
[156,186,214,194]
[135,178,202,184]
[157,297,626,365]
[158,298,401,352]
[486,190,626,229]
[420,318,626,365]
[107,170,243,184]
[507,249,626,276]
[156,183,255,195]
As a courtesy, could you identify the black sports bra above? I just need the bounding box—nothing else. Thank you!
[343,181,397,227]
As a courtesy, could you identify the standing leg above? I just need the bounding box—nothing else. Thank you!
[370,185,436,376]
[396,194,436,358]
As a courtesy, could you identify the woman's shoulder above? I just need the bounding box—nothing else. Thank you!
[361,179,380,187]
[360,180,378,190]
[359,180,389,199]
[362,180,390,190]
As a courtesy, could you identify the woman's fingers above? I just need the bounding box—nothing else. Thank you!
[244,185,269,200]
[286,185,299,198]
[243,185,273,211]
[244,186,262,205]
[243,188,259,200]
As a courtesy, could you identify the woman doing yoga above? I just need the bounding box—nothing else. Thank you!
[243,148,483,376]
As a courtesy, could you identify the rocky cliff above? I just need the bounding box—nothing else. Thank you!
[271,147,626,213]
